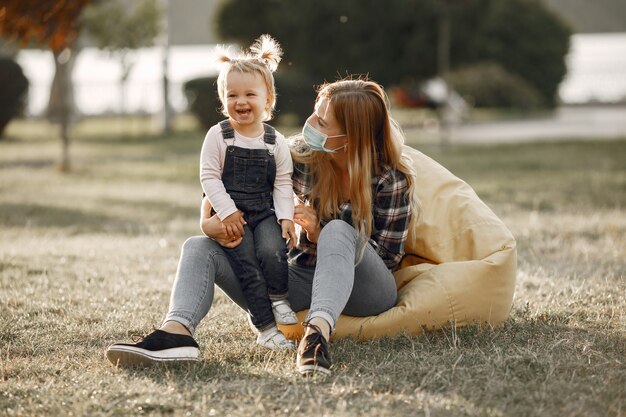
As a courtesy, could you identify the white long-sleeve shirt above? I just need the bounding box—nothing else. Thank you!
[200,123,294,222]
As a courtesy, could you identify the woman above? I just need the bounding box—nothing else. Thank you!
[106,78,419,376]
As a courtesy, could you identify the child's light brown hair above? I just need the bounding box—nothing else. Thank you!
[214,34,282,121]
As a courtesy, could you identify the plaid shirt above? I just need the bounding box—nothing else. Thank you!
[290,160,412,270]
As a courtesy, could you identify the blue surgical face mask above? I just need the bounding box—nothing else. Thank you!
[302,122,346,153]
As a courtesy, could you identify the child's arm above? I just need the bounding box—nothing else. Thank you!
[200,126,239,221]
[281,219,297,249]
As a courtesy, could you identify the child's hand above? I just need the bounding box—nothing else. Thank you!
[221,211,246,239]
[281,219,297,249]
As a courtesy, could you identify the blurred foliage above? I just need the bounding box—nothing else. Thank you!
[0,0,91,171]
[0,56,28,138]
[215,0,571,112]
[81,0,161,110]
[468,0,571,107]
[81,0,161,52]
[449,62,545,110]
[0,0,90,52]
[183,76,221,130]
[273,71,318,125]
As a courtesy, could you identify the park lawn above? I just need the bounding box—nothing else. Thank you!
[0,120,624,417]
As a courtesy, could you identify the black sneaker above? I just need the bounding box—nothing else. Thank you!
[296,322,332,376]
[106,330,200,367]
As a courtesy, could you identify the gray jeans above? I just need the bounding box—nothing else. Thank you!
[165,219,398,334]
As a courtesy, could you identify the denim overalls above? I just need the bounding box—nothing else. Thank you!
[219,120,289,331]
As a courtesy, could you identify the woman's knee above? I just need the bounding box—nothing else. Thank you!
[318,220,357,246]
[320,219,354,236]
[181,236,219,257]
[325,219,351,229]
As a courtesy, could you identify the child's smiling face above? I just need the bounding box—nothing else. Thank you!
[224,70,270,132]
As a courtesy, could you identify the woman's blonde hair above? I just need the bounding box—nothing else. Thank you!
[214,34,282,121]
[292,77,420,254]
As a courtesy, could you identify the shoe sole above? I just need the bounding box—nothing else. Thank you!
[106,345,199,367]
[273,308,299,325]
[297,364,332,376]
[256,339,296,350]
[275,318,299,325]
[260,344,296,351]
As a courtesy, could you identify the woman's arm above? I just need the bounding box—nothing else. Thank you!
[370,169,412,269]
[200,197,243,248]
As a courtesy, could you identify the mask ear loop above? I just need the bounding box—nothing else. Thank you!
[325,143,347,153]
[323,134,347,153]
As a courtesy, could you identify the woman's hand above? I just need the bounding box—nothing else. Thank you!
[294,203,320,243]
[200,197,243,248]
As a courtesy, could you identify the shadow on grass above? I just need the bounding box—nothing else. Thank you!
[0,201,198,234]
[102,360,265,415]
[92,313,625,416]
[0,158,57,169]
[97,198,198,223]
[113,360,237,381]
[0,203,149,234]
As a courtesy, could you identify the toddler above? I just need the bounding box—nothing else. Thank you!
[200,35,298,350]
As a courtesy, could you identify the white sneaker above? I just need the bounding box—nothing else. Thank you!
[271,300,298,325]
[256,328,295,350]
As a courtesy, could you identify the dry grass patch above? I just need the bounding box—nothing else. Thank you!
[1,123,624,416]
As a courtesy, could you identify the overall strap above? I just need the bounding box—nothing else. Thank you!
[219,119,235,139]
[221,119,275,153]
[262,123,276,145]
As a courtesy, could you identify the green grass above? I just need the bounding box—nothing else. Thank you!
[1,119,625,417]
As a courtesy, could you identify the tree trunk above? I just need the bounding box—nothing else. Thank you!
[437,1,451,149]
[161,45,172,135]
[48,46,78,172]
[119,52,131,115]
[160,0,172,135]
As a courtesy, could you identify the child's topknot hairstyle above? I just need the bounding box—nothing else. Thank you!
[215,34,283,121]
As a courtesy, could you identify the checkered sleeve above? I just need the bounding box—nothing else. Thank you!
[292,160,312,204]
[289,160,319,267]
[369,168,412,269]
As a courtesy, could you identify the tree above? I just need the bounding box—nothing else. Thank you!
[0,57,29,138]
[470,0,571,106]
[215,0,571,108]
[0,1,89,51]
[81,0,162,114]
[0,0,91,171]
[217,0,440,86]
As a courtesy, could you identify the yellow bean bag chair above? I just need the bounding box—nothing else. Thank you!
[279,145,517,340]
